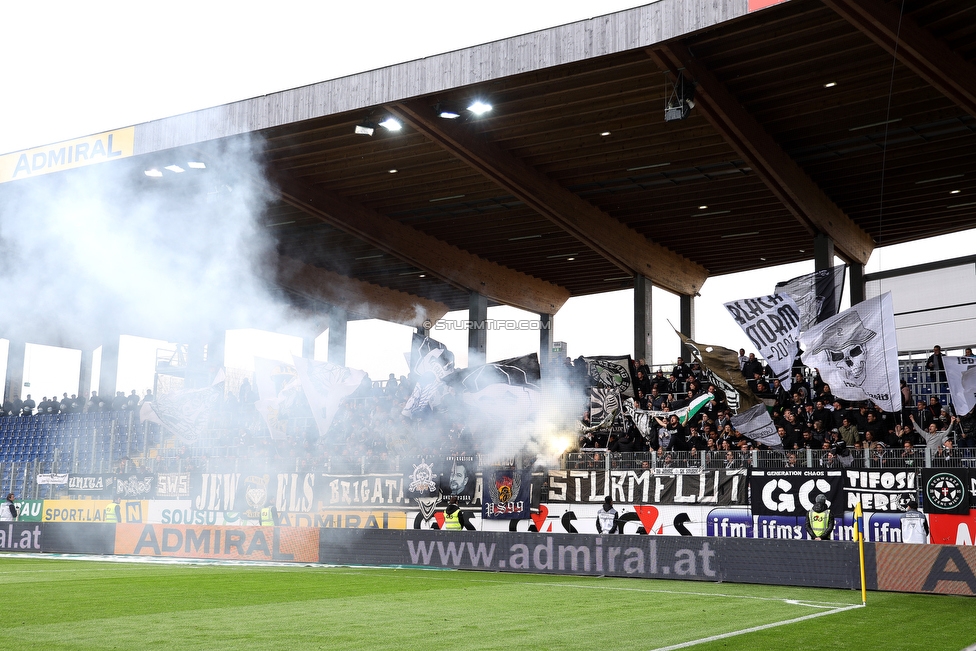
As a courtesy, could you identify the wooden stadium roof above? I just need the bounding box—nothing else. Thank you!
[6,0,976,326]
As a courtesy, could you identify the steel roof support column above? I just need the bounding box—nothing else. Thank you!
[4,340,25,405]
[679,294,695,362]
[539,313,554,379]
[468,293,488,368]
[814,233,835,272]
[97,335,120,400]
[850,263,866,306]
[78,348,93,404]
[328,308,347,367]
[634,275,653,367]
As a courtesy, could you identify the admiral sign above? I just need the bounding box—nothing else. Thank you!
[0,127,135,183]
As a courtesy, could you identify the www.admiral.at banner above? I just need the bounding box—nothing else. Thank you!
[749,469,845,516]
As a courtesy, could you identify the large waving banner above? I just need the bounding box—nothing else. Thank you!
[731,404,781,449]
[675,332,760,411]
[253,358,302,440]
[775,264,846,332]
[799,292,901,412]
[724,294,800,390]
[402,334,455,417]
[293,357,366,437]
[583,355,635,399]
[944,356,976,416]
[139,384,220,444]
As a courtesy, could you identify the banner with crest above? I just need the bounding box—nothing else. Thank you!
[482,466,532,519]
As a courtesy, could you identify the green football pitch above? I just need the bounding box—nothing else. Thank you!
[1,555,972,650]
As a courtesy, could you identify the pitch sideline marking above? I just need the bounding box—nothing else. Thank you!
[647,603,865,651]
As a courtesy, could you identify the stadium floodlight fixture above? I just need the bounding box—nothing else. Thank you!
[467,100,492,116]
[164,165,185,173]
[144,169,163,178]
[187,161,206,169]
[379,117,402,131]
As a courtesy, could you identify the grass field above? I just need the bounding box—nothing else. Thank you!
[1,555,973,650]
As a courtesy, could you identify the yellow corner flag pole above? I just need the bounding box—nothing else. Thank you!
[854,500,866,605]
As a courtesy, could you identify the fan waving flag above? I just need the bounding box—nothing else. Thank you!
[582,355,636,398]
[674,331,761,411]
[402,334,456,417]
[775,264,846,332]
[799,292,901,412]
[724,293,801,390]
[293,357,366,437]
[944,356,976,416]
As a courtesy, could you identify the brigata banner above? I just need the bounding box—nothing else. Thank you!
[749,469,845,516]
[844,468,918,512]
[546,470,748,506]
[114,524,319,562]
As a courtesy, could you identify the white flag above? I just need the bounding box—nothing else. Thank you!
[799,292,901,412]
[944,356,976,416]
[724,293,801,390]
[730,404,782,450]
[293,356,367,437]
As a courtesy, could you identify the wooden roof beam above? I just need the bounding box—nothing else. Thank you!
[649,43,874,265]
[268,169,570,315]
[388,100,709,296]
[823,0,976,119]
[275,254,449,328]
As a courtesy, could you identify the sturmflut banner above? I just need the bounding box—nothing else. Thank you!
[546,470,748,506]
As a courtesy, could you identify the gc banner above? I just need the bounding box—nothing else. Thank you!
[749,469,845,516]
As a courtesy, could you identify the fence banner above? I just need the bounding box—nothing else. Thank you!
[154,473,190,499]
[36,474,68,485]
[546,470,748,506]
[921,469,971,515]
[114,524,319,562]
[42,499,148,523]
[844,468,917,512]
[749,469,845,516]
[67,474,114,496]
[114,474,156,499]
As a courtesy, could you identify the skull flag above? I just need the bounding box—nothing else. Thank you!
[799,292,901,412]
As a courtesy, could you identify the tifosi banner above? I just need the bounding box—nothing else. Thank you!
[749,469,845,516]
[844,468,917,512]
[546,470,748,506]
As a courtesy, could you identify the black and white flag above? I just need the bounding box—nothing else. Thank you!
[944,356,976,416]
[799,292,900,412]
[731,404,782,450]
[402,334,455,417]
[724,293,801,390]
[775,264,846,332]
[582,355,635,399]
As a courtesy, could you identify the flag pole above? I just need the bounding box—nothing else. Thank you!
[854,498,867,605]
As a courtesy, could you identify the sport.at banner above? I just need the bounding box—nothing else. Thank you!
[724,293,801,390]
[944,356,976,416]
[799,292,901,412]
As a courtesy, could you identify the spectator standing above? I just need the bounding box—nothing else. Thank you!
[805,494,834,541]
[0,494,17,521]
[926,345,946,383]
[900,500,929,544]
[596,496,620,534]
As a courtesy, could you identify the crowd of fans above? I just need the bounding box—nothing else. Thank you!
[6,343,975,474]
[572,346,976,469]
[1,390,153,417]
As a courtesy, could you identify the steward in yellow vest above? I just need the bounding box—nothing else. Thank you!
[443,496,463,530]
[805,494,834,541]
[260,506,275,526]
[104,498,121,523]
